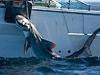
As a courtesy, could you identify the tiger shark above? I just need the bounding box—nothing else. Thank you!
[16,15,60,59]
[16,15,100,59]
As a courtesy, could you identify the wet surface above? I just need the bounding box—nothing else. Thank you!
[0,57,100,75]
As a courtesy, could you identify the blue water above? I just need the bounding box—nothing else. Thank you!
[0,57,100,75]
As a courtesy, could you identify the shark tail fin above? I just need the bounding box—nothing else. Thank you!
[66,28,100,58]
[79,28,100,57]
[84,28,100,48]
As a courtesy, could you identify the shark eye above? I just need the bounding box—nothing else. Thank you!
[27,23,30,26]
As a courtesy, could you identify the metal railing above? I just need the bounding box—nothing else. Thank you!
[58,0,90,10]
[32,0,100,11]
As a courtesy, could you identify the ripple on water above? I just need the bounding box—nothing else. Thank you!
[0,57,100,75]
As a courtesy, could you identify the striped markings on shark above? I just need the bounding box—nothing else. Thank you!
[16,15,100,59]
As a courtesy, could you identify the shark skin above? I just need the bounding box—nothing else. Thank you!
[16,15,100,59]
[16,15,60,59]
[66,28,100,58]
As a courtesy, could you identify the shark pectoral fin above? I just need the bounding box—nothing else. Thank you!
[24,38,31,54]
[24,39,28,54]
[41,39,56,50]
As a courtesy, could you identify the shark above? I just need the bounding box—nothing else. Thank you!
[16,15,100,59]
[16,15,60,59]
[66,28,100,58]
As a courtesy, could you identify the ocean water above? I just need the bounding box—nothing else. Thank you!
[0,57,100,75]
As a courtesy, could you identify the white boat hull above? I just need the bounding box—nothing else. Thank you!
[31,8,100,57]
[0,7,100,58]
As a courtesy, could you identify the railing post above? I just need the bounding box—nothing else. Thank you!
[68,0,70,9]
[88,5,90,11]
[48,0,51,8]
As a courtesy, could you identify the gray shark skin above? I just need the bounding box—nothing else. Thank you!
[66,28,100,58]
[16,15,60,59]
[16,15,100,59]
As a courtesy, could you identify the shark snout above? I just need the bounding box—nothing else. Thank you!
[16,15,30,31]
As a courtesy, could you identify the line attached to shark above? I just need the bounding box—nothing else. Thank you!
[16,15,60,59]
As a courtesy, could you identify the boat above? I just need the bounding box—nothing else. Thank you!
[31,0,100,58]
[0,0,100,60]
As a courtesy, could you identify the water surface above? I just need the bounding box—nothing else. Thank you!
[0,57,100,75]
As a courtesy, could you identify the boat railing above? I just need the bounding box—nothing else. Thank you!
[47,0,98,11]
[26,0,100,11]
[72,0,90,10]
[53,0,90,10]
[34,0,89,10]
[58,0,100,11]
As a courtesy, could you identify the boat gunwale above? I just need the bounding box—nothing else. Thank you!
[0,4,100,16]
[32,7,100,16]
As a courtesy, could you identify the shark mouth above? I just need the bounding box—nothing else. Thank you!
[16,15,60,59]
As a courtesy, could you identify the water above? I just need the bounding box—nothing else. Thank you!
[0,57,100,75]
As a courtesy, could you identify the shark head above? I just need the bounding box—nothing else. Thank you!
[16,15,31,37]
